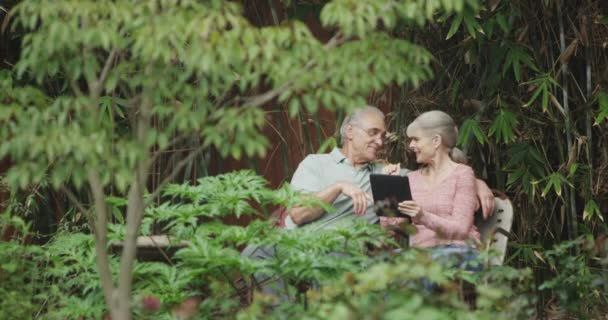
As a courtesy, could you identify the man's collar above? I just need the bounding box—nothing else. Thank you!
[330,147,373,171]
[330,147,347,163]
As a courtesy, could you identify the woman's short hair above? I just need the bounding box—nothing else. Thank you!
[339,106,385,145]
[406,110,467,164]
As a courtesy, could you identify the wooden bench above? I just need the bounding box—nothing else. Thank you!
[110,235,188,262]
[474,196,515,266]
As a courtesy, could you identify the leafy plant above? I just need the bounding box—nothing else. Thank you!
[239,248,535,319]
[538,236,608,318]
[0,212,43,319]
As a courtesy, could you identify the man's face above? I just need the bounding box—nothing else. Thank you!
[346,112,386,162]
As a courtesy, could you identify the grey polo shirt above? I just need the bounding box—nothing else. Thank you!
[284,148,410,231]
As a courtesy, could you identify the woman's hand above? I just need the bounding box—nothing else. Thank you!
[381,162,400,175]
[398,200,424,220]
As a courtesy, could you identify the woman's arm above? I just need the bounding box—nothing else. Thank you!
[400,166,478,239]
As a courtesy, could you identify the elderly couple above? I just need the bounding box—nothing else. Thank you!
[285,106,493,244]
[243,106,494,291]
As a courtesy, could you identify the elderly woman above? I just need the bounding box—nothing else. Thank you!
[381,110,481,265]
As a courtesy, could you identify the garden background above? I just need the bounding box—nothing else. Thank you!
[0,0,607,319]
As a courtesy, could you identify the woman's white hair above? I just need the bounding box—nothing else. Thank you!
[406,110,468,164]
[339,106,385,145]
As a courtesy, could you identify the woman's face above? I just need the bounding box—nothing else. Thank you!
[408,128,438,164]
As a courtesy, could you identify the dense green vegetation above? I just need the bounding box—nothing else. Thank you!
[0,174,538,319]
[0,0,607,319]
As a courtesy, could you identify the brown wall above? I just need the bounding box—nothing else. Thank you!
[208,92,398,190]
[208,109,338,188]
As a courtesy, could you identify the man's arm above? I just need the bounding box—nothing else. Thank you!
[288,182,371,226]
[288,183,343,225]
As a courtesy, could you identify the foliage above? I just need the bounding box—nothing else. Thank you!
[0,0,447,191]
[538,236,608,318]
[379,0,608,314]
[147,171,395,309]
[0,170,393,318]
[239,249,535,320]
[0,210,108,319]
[0,212,43,319]
[3,0,608,317]
[0,170,539,319]
[0,0,468,317]
[41,231,115,319]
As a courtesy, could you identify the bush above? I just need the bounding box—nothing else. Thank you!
[538,236,608,318]
[1,171,539,319]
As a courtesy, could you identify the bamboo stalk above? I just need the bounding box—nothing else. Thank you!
[584,17,593,194]
[556,0,578,242]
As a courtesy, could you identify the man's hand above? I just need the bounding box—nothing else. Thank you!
[381,162,400,175]
[475,179,495,219]
[339,182,372,216]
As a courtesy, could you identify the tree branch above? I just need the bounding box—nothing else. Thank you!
[149,133,193,164]
[115,92,153,320]
[94,49,118,95]
[87,168,116,313]
[60,185,94,231]
[69,79,84,97]
[240,31,348,109]
[148,145,205,202]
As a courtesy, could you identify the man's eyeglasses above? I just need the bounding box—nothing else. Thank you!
[352,124,387,141]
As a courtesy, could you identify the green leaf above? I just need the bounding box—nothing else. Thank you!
[288,98,301,118]
[567,163,579,178]
[522,73,558,111]
[446,13,464,39]
[594,91,608,125]
[1,262,19,273]
[503,44,539,82]
[541,172,572,198]
[317,136,337,153]
[496,13,509,32]
[488,109,519,144]
[504,143,547,197]
[583,199,603,222]
[507,168,525,185]
[457,118,487,147]
[462,9,483,38]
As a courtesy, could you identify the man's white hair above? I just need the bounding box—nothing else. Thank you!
[339,106,385,145]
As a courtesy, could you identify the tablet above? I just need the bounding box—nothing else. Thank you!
[370,174,412,218]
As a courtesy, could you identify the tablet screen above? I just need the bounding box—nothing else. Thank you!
[369,174,412,218]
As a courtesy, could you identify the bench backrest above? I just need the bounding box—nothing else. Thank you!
[474,197,514,266]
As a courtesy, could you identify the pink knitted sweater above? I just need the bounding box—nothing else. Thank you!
[381,164,480,248]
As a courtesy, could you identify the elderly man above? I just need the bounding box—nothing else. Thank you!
[284,106,494,231]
